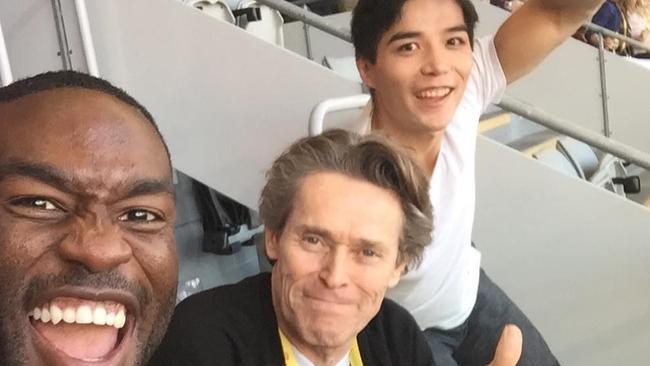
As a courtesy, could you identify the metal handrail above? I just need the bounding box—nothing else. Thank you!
[257,0,650,54]
[0,17,13,86]
[499,95,650,170]
[308,94,369,135]
[262,0,650,168]
[584,22,650,54]
[255,0,351,42]
[74,0,100,76]
[308,94,650,170]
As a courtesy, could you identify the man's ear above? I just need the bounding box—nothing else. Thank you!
[356,56,376,89]
[264,227,280,261]
[387,261,407,288]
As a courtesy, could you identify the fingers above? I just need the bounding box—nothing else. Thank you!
[487,324,523,366]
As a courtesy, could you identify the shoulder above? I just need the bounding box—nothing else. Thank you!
[150,273,277,365]
[358,299,433,366]
[372,298,422,330]
[176,272,271,316]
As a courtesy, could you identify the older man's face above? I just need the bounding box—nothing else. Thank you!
[0,89,177,365]
[266,172,405,353]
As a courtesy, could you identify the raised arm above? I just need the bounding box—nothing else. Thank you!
[494,0,605,84]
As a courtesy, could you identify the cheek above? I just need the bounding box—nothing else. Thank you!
[355,266,396,304]
[131,232,178,300]
[0,215,63,280]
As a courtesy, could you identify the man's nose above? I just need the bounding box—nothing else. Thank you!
[420,46,450,76]
[319,249,351,288]
[58,211,132,273]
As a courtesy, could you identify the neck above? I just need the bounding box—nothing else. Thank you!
[271,270,352,366]
[279,324,351,366]
[371,111,443,177]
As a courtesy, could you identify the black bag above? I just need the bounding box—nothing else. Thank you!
[192,180,257,255]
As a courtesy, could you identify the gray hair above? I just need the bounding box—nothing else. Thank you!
[259,129,433,271]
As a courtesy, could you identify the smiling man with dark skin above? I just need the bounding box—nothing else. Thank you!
[0,71,177,366]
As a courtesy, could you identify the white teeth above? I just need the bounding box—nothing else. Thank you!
[114,310,126,329]
[28,301,127,329]
[417,87,451,98]
[41,307,51,323]
[63,307,76,324]
[106,312,115,326]
[76,305,93,324]
[51,304,63,325]
[93,305,107,326]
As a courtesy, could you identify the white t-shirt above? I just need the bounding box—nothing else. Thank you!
[292,344,350,366]
[350,36,507,330]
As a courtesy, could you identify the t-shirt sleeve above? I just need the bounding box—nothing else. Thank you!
[468,35,507,113]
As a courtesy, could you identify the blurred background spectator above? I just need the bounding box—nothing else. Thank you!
[625,0,650,56]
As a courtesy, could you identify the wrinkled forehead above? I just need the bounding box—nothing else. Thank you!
[0,89,172,197]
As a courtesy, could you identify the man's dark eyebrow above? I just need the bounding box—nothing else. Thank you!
[0,162,174,199]
[447,25,469,34]
[0,162,75,194]
[388,31,422,44]
[388,25,469,45]
[124,179,175,199]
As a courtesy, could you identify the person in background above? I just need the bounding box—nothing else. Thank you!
[351,0,604,364]
[149,129,523,366]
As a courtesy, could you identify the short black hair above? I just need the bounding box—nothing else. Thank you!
[351,0,479,63]
[0,70,170,160]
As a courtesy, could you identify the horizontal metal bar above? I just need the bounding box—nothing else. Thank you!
[254,0,352,42]
[499,95,650,170]
[251,0,650,55]
[584,22,650,54]
[0,18,13,86]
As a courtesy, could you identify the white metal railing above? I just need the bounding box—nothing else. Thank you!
[74,0,100,76]
[308,94,650,171]
[308,94,369,135]
[0,17,13,86]
[268,0,650,170]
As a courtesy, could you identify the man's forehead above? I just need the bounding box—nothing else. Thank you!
[0,88,172,194]
[292,172,403,245]
[0,87,144,124]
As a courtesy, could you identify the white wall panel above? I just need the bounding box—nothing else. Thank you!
[474,137,650,365]
[85,0,362,209]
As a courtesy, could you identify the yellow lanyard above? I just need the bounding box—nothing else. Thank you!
[278,328,363,366]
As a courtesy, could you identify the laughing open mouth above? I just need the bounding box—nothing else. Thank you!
[28,297,133,362]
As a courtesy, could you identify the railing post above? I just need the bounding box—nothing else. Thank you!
[74,0,100,76]
[302,5,313,61]
[51,0,73,70]
[0,17,13,86]
[596,33,612,138]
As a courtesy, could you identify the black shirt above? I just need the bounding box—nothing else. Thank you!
[149,273,434,366]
